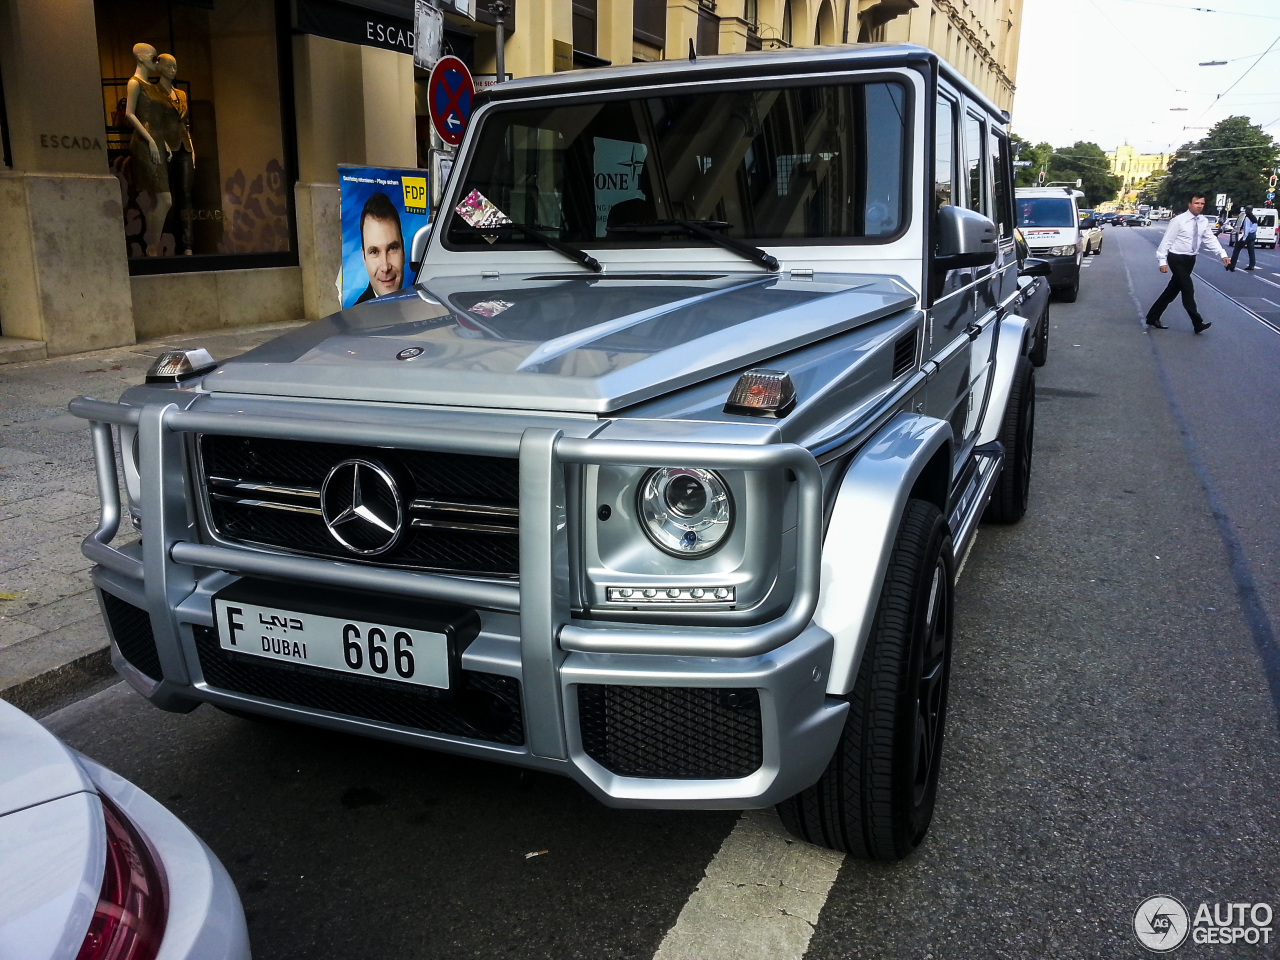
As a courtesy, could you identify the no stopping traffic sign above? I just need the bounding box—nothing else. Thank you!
[428,56,474,146]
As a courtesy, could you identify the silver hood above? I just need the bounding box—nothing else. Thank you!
[205,271,917,414]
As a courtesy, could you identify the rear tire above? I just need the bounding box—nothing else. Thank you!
[777,500,954,860]
[1029,305,1049,367]
[984,355,1035,524]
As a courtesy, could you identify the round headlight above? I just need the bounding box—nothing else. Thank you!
[637,468,733,557]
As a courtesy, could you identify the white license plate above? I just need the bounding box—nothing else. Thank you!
[213,599,450,689]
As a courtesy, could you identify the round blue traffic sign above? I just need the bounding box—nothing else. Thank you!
[428,56,474,146]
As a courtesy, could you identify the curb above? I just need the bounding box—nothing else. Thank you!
[0,646,116,716]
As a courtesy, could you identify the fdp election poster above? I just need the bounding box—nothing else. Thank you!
[338,165,432,309]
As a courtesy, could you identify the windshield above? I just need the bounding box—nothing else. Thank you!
[1017,197,1075,228]
[445,79,909,251]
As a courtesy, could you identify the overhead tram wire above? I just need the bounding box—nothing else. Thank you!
[1114,0,1280,21]
[1195,30,1280,120]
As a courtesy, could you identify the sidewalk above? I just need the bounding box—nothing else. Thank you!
[0,320,306,714]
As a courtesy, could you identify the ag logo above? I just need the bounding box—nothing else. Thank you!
[1134,896,1190,952]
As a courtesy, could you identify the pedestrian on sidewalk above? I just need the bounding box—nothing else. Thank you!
[1227,205,1258,272]
[1146,193,1230,334]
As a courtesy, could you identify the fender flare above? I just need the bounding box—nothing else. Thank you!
[977,314,1030,447]
[814,412,952,696]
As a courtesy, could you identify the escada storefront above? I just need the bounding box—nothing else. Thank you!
[0,0,484,357]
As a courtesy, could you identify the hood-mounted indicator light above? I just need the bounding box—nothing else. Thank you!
[146,348,218,383]
[724,368,796,418]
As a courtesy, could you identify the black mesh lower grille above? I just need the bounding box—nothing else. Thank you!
[192,626,523,745]
[577,685,763,779]
[101,592,163,682]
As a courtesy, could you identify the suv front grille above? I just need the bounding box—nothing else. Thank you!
[199,435,520,577]
[577,685,763,779]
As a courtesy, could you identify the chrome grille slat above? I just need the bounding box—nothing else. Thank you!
[409,498,519,518]
[410,518,519,535]
[208,493,323,516]
[208,477,321,499]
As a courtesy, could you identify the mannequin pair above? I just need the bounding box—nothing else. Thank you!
[124,43,196,255]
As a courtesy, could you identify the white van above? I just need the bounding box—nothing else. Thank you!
[1014,186,1093,302]
[1253,208,1277,248]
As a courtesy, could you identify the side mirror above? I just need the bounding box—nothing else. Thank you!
[1019,258,1053,278]
[409,222,434,276]
[935,205,998,270]
[1080,217,1097,229]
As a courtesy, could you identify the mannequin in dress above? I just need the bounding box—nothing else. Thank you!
[124,43,172,256]
[156,54,196,255]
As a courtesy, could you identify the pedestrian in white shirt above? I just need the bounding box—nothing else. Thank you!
[1146,193,1231,334]
[1227,205,1258,272]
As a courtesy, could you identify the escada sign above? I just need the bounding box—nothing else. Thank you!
[40,134,104,150]
[295,0,415,55]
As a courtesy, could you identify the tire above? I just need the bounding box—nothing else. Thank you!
[1029,304,1049,367]
[777,499,955,860]
[984,355,1035,524]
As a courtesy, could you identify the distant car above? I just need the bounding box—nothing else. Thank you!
[1116,214,1147,227]
[1095,211,1118,225]
[0,698,250,960]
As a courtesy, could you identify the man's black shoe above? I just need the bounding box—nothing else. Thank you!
[1146,318,1169,329]
[1194,321,1212,334]
[1226,265,1235,271]
[1244,266,1256,271]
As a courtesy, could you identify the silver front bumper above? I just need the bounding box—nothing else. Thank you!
[71,396,846,808]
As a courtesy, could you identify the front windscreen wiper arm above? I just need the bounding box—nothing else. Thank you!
[459,220,602,273]
[610,218,779,271]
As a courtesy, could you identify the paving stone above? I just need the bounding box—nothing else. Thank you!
[0,615,43,649]
[13,590,101,633]
[0,564,93,613]
[17,489,100,523]
[0,446,45,467]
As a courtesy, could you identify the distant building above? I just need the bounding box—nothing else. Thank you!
[1107,144,1172,203]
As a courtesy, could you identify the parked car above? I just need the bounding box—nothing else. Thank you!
[1096,211,1120,225]
[0,699,250,960]
[72,43,1040,861]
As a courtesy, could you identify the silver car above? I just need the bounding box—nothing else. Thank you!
[73,44,1037,861]
[0,699,249,960]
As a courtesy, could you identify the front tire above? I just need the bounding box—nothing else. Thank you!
[777,499,955,860]
[984,355,1035,524]
[1056,269,1079,303]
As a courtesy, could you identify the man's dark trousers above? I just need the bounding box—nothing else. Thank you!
[1148,252,1205,326]
[1229,232,1255,270]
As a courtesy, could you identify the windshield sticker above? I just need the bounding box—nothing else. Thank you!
[455,189,513,239]
[593,137,649,238]
[468,299,514,318]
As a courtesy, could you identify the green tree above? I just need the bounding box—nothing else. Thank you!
[1010,134,1054,188]
[1045,142,1122,207]
[1157,116,1278,214]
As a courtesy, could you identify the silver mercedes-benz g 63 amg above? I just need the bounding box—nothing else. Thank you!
[73,43,1039,860]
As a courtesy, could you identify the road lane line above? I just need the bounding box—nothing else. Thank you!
[653,809,844,960]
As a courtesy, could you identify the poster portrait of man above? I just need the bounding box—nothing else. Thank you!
[339,166,432,309]
[355,192,405,303]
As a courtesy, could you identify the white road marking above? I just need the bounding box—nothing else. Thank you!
[1251,274,1280,289]
[653,810,845,960]
[1263,298,1280,309]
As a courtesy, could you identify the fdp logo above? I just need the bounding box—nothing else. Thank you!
[402,176,427,215]
[1134,896,1190,952]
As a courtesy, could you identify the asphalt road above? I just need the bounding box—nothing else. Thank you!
[43,228,1280,959]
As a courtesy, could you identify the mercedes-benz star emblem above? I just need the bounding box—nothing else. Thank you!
[320,459,404,555]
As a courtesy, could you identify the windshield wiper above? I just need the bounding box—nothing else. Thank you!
[459,219,602,273]
[609,218,779,272]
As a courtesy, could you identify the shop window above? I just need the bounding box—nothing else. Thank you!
[94,0,294,270]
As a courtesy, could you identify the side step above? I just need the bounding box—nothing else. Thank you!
[947,443,1004,571]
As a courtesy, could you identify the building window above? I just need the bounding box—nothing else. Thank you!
[782,1,793,46]
[94,0,294,270]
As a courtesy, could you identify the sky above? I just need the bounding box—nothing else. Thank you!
[1012,0,1280,154]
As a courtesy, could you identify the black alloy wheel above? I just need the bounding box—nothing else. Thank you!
[777,499,955,860]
